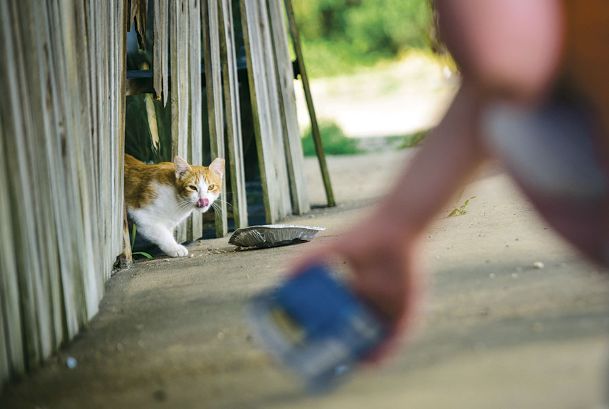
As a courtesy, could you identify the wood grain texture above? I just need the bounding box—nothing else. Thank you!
[266,0,309,215]
[0,0,314,388]
[189,0,204,239]
[219,0,248,229]
[0,0,127,385]
[203,0,228,236]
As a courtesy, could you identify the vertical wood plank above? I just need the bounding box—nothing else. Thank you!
[0,103,25,378]
[161,0,169,106]
[3,0,46,369]
[240,0,293,223]
[202,0,228,236]
[0,0,128,386]
[266,0,309,214]
[171,0,191,243]
[189,0,203,239]
[256,0,292,217]
[218,0,248,229]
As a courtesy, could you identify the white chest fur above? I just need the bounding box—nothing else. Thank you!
[128,182,193,230]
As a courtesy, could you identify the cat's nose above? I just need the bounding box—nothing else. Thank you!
[197,198,209,208]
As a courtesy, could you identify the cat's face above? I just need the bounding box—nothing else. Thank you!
[174,156,224,213]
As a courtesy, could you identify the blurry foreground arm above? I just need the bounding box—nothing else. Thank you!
[295,82,488,357]
[294,0,564,360]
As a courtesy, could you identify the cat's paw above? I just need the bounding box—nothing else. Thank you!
[164,244,189,257]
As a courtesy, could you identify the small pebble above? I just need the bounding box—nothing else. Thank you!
[217,331,225,340]
[66,356,78,369]
[489,273,496,279]
[511,273,519,279]
[189,254,194,258]
[533,261,544,269]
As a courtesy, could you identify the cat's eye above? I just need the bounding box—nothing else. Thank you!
[208,184,215,191]
[188,185,198,191]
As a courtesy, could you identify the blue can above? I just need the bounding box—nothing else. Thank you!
[246,264,388,392]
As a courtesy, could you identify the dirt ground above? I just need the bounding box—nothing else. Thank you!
[2,150,609,409]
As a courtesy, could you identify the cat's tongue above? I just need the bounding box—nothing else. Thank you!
[197,198,209,208]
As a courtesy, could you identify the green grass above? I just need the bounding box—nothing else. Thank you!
[301,121,361,156]
[130,224,154,260]
[447,196,477,217]
[301,122,430,156]
[398,130,428,148]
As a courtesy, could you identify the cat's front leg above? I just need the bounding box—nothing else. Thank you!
[137,223,188,257]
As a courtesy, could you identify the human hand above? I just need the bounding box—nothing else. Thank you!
[292,208,423,361]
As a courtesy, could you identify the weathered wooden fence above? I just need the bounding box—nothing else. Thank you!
[0,0,320,388]
[146,0,311,241]
[0,0,127,385]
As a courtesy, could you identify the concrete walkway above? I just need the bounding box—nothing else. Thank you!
[2,151,609,409]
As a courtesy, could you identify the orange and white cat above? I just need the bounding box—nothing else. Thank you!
[124,154,224,257]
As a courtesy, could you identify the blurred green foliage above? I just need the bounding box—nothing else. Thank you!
[125,95,172,163]
[398,130,427,148]
[301,121,361,156]
[293,0,433,77]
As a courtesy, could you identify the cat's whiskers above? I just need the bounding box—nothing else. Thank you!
[177,201,196,212]
[214,199,233,209]
[211,201,224,215]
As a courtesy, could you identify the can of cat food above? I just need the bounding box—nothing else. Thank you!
[246,264,388,392]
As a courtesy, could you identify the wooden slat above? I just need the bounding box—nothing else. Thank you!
[189,0,204,239]
[153,0,169,104]
[256,0,292,218]
[3,0,47,369]
[218,0,248,229]
[266,0,309,214]
[202,0,228,236]
[170,0,191,243]
[53,0,100,320]
[0,294,9,382]
[161,0,169,106]
[118,0,130,265]
[240,0,292,223]
[0,100,25,378]
[0,0,128,386]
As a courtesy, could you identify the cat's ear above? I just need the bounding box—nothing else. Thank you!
[209,158,225,177]
[174,156,191,179]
